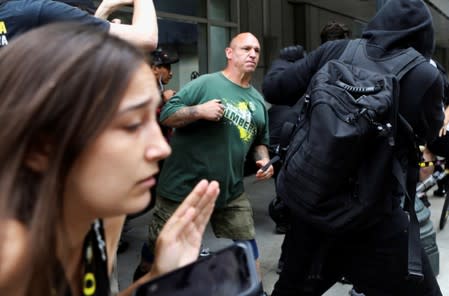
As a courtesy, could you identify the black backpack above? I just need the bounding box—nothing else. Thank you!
[276,39,426,279]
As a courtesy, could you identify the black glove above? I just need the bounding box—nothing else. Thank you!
[279,45,305,62]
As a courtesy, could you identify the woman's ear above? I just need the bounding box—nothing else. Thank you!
[24,141,52,173]
[25,151,49,172]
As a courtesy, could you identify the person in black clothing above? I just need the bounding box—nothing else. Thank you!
[262,0,443,295]
[0,23,219,296]
[417,59,449,207]
[268,20,352,235]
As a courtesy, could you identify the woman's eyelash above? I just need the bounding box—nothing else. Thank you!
[124,122,141,132]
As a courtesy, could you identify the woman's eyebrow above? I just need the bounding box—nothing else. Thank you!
[117,98,152,114]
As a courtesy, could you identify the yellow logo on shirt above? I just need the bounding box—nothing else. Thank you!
[0,21,8,46]
[0,21,7,34]
[222,99,257,142]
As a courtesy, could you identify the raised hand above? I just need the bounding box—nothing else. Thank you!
[150,180,219,277]
[95,0,134,20]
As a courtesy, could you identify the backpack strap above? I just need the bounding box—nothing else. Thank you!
[338,39,363,63]
[339,38,426,79]
[341,38,427,282]
[393,156,424,281]
[393,49,427,79]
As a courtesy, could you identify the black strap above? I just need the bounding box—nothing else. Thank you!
[392,158,424,281]
[341,38,426,280]
[82,219,110,296]
[339,39,426,78]
[395,50,427,80]
[338,39,362,63]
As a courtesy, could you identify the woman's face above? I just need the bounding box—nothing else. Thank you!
[65,63,171,217]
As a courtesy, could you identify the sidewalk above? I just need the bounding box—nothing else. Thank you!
[117,176,449,295]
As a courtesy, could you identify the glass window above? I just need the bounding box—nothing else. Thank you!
[157,19,206,90]
[209,0,230,21]
[154,0,206,17]
[209,26,230,73]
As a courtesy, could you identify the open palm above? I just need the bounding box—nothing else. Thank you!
[151,180,219,276]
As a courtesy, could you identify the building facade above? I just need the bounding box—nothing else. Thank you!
[111,0,449,91]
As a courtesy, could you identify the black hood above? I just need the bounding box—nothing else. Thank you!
[362,0,434,59]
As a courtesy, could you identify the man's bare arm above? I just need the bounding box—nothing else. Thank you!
[253,144,274,180]
[253,144,270,162]
[161,99,224,128]
[161,106,203,128]
[96,0,158,51]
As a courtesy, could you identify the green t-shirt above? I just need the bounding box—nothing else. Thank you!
[157,72,269,207]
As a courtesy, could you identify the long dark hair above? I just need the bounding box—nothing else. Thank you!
[0,22,145,294]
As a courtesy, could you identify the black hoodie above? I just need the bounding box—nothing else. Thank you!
[362,0,434,59]
[262,0,444,236]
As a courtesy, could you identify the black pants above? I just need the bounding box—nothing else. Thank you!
[271,217,442,296]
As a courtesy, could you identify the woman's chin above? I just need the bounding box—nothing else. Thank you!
[126,192,151,215]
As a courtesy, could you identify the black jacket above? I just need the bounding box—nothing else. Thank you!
[263,0,443,144]
[262,0,444,237]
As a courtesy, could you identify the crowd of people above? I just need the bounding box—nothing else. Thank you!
[0,0,446,295]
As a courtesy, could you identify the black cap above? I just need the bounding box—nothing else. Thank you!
[151,48,179,66]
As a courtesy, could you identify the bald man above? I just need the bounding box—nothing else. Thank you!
[134,33,273,283]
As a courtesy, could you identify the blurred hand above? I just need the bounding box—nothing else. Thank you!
[162,89,176,103]
[255,159,274,180]
[439,106,449,137]
[150,180,219,277]
[199,99,225,122]
[279,45,305,62]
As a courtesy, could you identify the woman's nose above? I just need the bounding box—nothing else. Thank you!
[145,124,171,161]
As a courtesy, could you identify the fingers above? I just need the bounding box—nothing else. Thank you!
[214,100,225,121]
[255,161,274,180]
[192,182,218,233]
[200,99,225,121]
[196,180,219,209]
[169,207,198,241]
[181,180,218,233]
[168,180,219,223]
[170,179,209,219]
[157,180,219,253]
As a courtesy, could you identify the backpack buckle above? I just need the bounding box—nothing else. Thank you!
[406,271,424,282]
